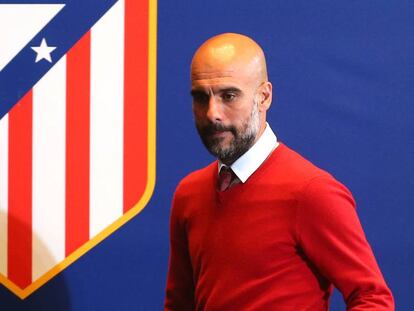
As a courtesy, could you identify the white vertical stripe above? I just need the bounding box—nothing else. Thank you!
[89,0,125,238]
[32,56,66,281]
[0,115,8,276]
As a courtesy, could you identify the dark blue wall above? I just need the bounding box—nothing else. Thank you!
[1,0,412,309]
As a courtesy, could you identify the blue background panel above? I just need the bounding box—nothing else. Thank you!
[1,0,413,309]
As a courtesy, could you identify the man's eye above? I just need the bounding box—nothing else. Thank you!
[222,93,236,102]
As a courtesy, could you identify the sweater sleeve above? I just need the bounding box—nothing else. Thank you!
[164,190,195,311]
[296,176,394,310]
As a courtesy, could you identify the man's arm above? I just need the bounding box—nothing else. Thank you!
[297,176,394,310]
[164,192,195,311]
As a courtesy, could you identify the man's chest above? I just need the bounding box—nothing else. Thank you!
[185,192,299,278]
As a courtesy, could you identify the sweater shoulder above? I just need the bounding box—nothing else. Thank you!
[269,143,332,184]
[274,143,355,209]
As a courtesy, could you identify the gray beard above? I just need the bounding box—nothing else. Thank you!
[196,101,260,165]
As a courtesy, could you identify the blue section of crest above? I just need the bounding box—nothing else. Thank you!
[0,0,118,118]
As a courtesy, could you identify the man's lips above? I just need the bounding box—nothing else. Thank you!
[209,130,229,138]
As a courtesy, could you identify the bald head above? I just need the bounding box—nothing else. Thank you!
[190,33,273,164]
[191,33,268,84]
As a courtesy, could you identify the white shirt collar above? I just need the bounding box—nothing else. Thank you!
[219,123,278,183]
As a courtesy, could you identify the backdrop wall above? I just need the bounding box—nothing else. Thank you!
[1,0,412,309]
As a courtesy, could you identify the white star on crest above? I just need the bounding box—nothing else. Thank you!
[31,38,56,63]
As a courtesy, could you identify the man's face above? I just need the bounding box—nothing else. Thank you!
[191,73,262,164]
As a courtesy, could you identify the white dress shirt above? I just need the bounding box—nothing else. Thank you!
[218,123,279,183]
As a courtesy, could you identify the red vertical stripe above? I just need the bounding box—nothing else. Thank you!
[65,32,91,256]
[8,91,33,288]
[124,0,149,212]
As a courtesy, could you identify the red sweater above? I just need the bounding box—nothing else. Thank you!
[165,143,394,310]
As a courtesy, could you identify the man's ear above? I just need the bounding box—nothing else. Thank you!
[258,81,272,112]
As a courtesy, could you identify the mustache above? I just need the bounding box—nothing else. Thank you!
[198,122,236,135]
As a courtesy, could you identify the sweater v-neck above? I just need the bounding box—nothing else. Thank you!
[215,143,286,202]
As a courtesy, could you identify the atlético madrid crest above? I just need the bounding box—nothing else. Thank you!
[0,0,156,298]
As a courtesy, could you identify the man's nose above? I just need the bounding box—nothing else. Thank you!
[206,96,222,122]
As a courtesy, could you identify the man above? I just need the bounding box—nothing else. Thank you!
[165,33,394,310]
